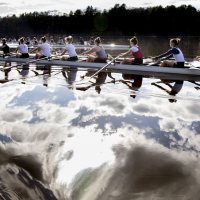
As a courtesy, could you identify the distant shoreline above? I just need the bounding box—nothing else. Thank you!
[0,4,199,37]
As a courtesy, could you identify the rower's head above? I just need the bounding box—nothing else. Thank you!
[2,38,6,45]
[94,37,101,45]
[19,37,25,44]
[130,36,138,46]
[65,36,73,44]
[41,36,47,43]
[170,38,181,47]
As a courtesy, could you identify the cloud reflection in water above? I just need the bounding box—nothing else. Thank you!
[0,79,200,199]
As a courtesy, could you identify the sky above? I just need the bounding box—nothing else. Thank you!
[0,0,199,17]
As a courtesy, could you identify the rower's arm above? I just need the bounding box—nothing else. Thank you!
[119,49,132,57]
[83,46,96,55]
[60,49,67,56]
[15,47,19,53]
[155,49,173,59]
[30,47,39,53]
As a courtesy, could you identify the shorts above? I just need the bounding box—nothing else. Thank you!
[94,58,107,63]
[67,56,78,61]
[20,53,29,58]
[132,58,143,65]
[173,62,184,68]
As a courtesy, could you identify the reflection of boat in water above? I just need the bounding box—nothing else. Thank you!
[0,56,199,103]
[189,80,200,91]
[120,74,143,98]
[1,57,200,81]
[17,65,31,84]
[62,67,78,85]
[151,80,184,103]
[75,72,107,94]
[1,55,200,200]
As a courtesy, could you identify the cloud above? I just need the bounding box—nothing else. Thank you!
[0,108,32,122]
[1,72,200,199]
[0,2,7,6]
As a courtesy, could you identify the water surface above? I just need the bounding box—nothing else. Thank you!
[0,64,200,199]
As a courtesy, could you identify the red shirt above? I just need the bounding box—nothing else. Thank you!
[131,45,143,59]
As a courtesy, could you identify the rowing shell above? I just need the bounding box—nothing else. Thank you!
[0,57,200,81]
[7,43,129,50]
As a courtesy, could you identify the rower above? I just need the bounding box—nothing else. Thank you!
[0,38,10,57]
[31,36,51,59]
[60,36,78,61]
[88,36,95,45]
[79,37,84,45]
[118,36,143,65]
[16,37,29,58]
[152,38,185,68]
[33,37,38,46]
[82,37,107,63]
[0,38,11,79]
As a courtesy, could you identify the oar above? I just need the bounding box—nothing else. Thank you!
[188,60,200,70]
[1,56,52,71]
[0,53,17,58]
[73,56,119,86]
[188,80,200,86]
[188,66,200,70]
[89,55,120,80]
[0,51,18,56]
[182,59,200,69]
[147,57,164,66]
[151,82,171,94]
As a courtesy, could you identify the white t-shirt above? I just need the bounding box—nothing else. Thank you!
[64,44,77,57]
[17,44,29,53]
[130,45,139,53]
[38,43,51,57]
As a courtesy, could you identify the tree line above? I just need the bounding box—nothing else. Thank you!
[0,4,199,37]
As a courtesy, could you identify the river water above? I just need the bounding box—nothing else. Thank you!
[0,39,200,199]
[100,35,200,58]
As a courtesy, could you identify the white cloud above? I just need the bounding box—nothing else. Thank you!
[1,75,200,199]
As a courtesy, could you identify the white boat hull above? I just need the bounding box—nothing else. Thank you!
[0,57,200,81]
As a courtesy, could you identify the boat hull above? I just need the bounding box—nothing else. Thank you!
[0,57,200,81]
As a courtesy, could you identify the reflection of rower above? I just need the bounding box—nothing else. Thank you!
[151,80,184,102]
[62,67,78,85]
[43,67,51,87]
[76,72,107,94]
[2,67,11,81]
[120,73,143,98]
[188,80,200,90]
[16,66,39,84]
[0,73,10,83]
[17,67,30,84]
[35,65,51,87]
